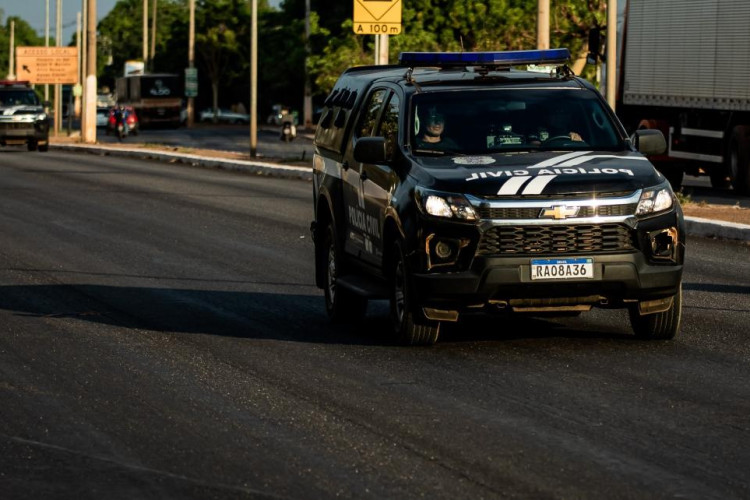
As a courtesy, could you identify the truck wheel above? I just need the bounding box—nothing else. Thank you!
[390,239,440,346]
[729,126,750,195]
[27,140,37,151]
[38,141,49,152]
[628,285,682,340]
[322,224,367,323]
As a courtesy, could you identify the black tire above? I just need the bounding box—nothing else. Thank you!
[38,141,49,153]
[728,126,750,195]
[390,239,440,346]
[322,224,367,323]
[628,285,682,340]
[27,140,37,151]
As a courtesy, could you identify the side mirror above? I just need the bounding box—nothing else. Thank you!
[353,137,388,164]
[632,129,667,156]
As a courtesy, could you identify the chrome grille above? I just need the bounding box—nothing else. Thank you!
[478,224,635,255]
[477,203,637,219]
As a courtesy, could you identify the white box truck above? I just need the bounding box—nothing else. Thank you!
[616,0,750,193]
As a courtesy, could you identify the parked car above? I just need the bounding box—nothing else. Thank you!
[200,108,250,124]
[96,107,110,127]
[105,106,139,136]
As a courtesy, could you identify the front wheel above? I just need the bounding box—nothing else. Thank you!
[322,224,367,323]
[628,285,682,340]
[390,240,440,346]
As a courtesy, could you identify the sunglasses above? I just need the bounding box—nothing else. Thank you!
[427,114,445,124]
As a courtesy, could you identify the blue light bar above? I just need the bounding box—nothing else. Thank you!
[398,48,570,68]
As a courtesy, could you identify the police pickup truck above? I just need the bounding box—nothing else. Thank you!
[0,80,50,152]
[311,49,684,345]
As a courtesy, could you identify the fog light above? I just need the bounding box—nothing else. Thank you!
[435,240,453,259]
[648,227,678,261]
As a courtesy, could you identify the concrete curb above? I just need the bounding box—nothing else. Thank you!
[51,142,750,243]
[684,216,750,242]
[52,143,313,181]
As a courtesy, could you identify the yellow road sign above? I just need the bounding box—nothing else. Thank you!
[353,0,402,35]
[15,47,79,85]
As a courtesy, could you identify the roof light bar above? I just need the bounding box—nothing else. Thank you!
[398,48,570,68]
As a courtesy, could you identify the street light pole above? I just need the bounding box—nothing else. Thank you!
[82,0,97,143]
[250,0,257,157]
[45,0,49,101]
[537,0,549,49]
[187,0,195,127]
[143,0,148,66]
[303,0,312,129]
[54,0,62,136]
[150,0,157,69]
[606,0,617,109]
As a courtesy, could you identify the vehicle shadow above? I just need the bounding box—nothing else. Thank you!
[0,284,635,346]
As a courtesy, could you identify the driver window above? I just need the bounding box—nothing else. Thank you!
[378,93,400,158]
[358,89,388,138]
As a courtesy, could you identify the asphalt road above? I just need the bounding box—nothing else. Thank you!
[1,150,749,499]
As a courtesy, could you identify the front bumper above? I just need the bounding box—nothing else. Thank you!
[409,209,684,310]
[0,119,49,142]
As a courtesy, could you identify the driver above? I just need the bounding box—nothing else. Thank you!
[539,107,583,142]
[415,107,459,151]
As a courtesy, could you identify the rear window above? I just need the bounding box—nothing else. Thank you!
[410,88,622,155]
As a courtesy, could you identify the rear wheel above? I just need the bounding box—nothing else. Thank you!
[728,126,750,195]
[628,285,682,340]
[322,224,367,323]
[390,239,440,346]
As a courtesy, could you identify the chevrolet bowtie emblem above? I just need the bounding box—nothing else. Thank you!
[540,205,580,219]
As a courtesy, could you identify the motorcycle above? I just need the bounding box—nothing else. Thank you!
[280,120,297,142]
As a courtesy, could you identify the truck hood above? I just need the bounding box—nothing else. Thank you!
[0,105,44,116]
[410,150,664,197]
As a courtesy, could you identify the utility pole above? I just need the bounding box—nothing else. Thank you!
[606,0,617,109]
[82,0,97,143]
[143,0,148,66]
[150,0,157,69]
[54,0,62,136]
[303,0,312,129]
[81,0,88,135]
[187,0,195,127]
[45,0,49,101]
[8,21,15,79]
[250,0,257,157]
[75,12,81,118]
[537,0,550,49]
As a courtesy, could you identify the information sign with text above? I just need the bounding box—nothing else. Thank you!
[15,47,79,85]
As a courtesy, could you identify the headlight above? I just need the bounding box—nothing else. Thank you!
[35,113,47,121]
[416,188,477,221]
[636,185,674,217]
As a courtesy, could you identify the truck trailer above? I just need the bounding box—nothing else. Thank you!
[616,0,750,193]
[115,74,182,128]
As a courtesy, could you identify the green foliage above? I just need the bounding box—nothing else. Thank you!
[0,14,45,80]
[2,0,609,117]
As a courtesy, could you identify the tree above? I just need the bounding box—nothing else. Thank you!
[0,14,45,80]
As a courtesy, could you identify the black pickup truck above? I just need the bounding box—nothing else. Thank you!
[311,49,685,345]
[0,80,50,152]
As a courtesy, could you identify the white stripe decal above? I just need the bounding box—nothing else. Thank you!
[558,155,650,167]
[527,151,592,170]
[497,176,532,196]
[521,175,558,195]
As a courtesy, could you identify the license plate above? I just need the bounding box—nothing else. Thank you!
[530,258,594,280]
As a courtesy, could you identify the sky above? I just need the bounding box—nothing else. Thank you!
[1,0,119,44]
[2,0,283,45]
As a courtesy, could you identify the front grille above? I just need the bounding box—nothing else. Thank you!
[0,122,33,130]
[478,203,637,219]
[477,224,635,255]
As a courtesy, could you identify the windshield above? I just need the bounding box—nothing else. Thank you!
[410,88,622,155]
[0,90,39,106]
